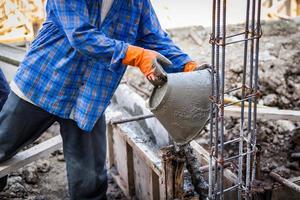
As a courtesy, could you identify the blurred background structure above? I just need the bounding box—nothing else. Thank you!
[0,0,300,43]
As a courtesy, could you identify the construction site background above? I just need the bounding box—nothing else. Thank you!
[0,0,300,200]
[0,0,300,44]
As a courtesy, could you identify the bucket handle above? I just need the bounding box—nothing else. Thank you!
[149,54,171,86]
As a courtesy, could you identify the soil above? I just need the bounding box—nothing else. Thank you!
[0,19,299,199]
[0,124,127,200]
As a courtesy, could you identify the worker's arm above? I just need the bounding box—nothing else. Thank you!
[49,0,128,72]
[135,0,193,73]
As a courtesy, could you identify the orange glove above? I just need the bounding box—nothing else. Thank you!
[122,45,171,86]
[184,61,211,72]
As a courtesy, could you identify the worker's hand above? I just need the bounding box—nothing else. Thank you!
[183,61,211,72]
[122,45,171,86]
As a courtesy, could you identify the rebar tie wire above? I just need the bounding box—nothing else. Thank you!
[208,0,262,199]
[209,26,263,47]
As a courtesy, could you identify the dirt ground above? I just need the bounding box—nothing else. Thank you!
[0,18,300,199]
[0,124,127,200]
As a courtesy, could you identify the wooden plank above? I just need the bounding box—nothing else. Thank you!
[114,125,162,175]
[109,124,163,199]
[133,151,153,200]
[271,176,300,200]
[151,170,160,200]
[0,60,18,82]
[0,135,62,178]
[0,44,26,66]
[190,141,237,200]
[112,129,131,197]
[290,0,298,16]
[106,124,114,169]
[297,0,300,15]
[126,143,135,197]
[225,106,300,122]
[110,167,130,198]
[163,156,174,200]
[160,146,185,200]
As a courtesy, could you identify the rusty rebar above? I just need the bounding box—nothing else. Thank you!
[209,0,262,199]
[110,114,154,124]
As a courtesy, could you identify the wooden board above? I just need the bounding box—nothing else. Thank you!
[0,135,62,178]
[0,43,26,66]
[0,60,18,82]
[225,106,300,122]
[108,122,241,200]
[272,176,300,200]
[190,141,238,200]
[107,123,163,200]
[133,151,155,200]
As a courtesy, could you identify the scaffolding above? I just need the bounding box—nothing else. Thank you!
[208,0,262,199]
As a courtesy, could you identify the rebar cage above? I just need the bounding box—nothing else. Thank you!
[209,0,262,199]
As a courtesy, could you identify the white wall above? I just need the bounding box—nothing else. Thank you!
[151,0,253,28]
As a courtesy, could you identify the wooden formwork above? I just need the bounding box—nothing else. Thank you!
[107,123,190,200]
[107,121,240,200]
[263,0,300,19]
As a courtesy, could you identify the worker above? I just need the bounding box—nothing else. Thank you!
[0,0,207,199]
[0,68,9,111]
[0,68,9,192]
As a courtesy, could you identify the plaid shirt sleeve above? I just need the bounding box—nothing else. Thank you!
[135,0,192,73]
[50,0,128,72]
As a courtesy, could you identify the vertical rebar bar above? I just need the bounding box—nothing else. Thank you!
[215,0,221,198]
[238,0,251,199]
[219,0,227,199]
[209,1,261,199]
[245,0,256,196]
[209,0,217,198]
[251,0,262,183]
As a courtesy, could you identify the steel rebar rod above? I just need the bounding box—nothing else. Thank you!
[245,0,257,196]
[200,162,231,173]
[209,0,261,199]
[214,0,222,197]
[216,184,239,195]
[251,0,262,182]
[225,31,247,39]
[239,1,250,196]
[209,0,217,198]
[111,114,154,124]
[219,0,227,198]
[223,150,255,163]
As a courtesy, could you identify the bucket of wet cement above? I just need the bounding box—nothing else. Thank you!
[149,69,212,145]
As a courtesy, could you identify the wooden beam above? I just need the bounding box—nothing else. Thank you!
[106,124,115,169]
[0,135,62,178]
[0,44,26,66]
[190,141,237,185]
[225,107,300,122]
[113,125,162,176]
[297,0,300,15]
[290,0,298,16]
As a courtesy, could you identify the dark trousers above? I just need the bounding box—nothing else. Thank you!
[0,92,108,200]
[0,68,9,111]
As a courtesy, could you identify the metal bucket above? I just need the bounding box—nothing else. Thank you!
[148,69,212,145]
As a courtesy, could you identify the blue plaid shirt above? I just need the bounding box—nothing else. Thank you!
[14,0,192,131]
